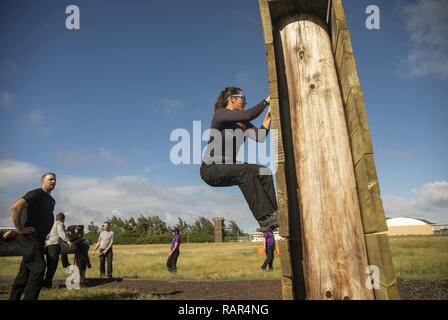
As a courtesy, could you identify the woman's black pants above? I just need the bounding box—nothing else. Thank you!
[200,163,278,221]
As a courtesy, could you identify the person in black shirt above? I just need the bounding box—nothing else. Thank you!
[200,87,279,231]
[9,172,57,300]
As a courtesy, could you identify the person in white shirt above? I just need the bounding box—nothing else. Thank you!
[43,212,72,288]
[92,221,114,278]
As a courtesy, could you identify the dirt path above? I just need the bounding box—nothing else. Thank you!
[1,277,447,300]
[70,278,282,300]
[60,277,448,300]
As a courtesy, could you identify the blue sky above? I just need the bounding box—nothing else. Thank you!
[0,0,447,232]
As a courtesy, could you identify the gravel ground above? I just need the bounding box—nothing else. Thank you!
[1,277,446,300]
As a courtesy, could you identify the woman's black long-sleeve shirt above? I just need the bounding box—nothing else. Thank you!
[202,101,269,164]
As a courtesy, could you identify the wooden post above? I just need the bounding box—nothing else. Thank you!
[213,217,224,243]
[259,0,399,300]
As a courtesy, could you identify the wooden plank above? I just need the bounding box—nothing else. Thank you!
[259,0,274,45]
[364,233,399,292]
[278,13,373,300]
[345,88,374,166]
[330,0,347,53]
[355,155,388,234]
[269,80,279,100]
[338,52,360,105]
[270,98,285,164]
[331,3,361,106]
[276,163,290,237]
[266,43,278,83]
[334,29,352,77]
[278,238,292,277]
[332,0,347,22]
[374,284,401,300]
[281,276,294,300]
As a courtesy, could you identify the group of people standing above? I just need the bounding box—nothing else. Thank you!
[7,172,115,300]
[7,87,277,299]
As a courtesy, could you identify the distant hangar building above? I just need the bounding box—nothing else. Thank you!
[386,217,434,236]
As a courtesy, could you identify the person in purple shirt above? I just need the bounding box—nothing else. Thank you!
[167,228,181,273]
[261,230,275,271]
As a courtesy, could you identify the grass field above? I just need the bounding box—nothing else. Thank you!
[0,235,447,300]
[0,242,281,280]
[389,235,448,279]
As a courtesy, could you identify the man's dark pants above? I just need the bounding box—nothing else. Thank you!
[43,244,70,288]
[261,245,275,270]
[9,235,46,300]
[99,249,113,277]
[167,249,180,272]
[200,163,278,221]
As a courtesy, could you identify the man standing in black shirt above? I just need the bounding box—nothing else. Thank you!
[9,172,57,300]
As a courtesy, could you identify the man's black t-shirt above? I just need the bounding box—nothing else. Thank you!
[22,188,55,238]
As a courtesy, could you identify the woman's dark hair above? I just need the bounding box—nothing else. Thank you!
[214,87,242,110]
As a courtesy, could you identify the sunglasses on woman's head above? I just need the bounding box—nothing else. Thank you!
[230,94,246,101]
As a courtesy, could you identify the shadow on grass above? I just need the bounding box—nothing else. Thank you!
[151,290,184,298]
[57,277,124,288]
[57,278,184,298]
[47,290,144,300]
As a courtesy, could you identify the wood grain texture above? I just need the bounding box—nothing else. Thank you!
[330,0,348,53]
[374,284,401,300]
[281,276,294,300]
[259,0,274,44]
[278,238,293,277]
[355,155,388,233]
[276,163,290,237]
[344,88,373,167]
[364,233,399,288]
[278,13,373,300]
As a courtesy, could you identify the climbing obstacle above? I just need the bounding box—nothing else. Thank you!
[259,0,399,300]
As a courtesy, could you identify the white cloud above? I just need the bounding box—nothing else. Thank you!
[383,181,448,223]
[52,174,253,230]
[405,49,448,78]
[156,98,184,116]
[0,160,40,189]
[98,147,122,165]
[401,0,448,78]
[16,109,51,135]
[0,160,256,232]
[21,109,44,124]
[0,160,42,226]
[402,0,448,46]
[55,149,91,166]
[0,91,15,110]
[54,147,122,167]
[142,164,166,174]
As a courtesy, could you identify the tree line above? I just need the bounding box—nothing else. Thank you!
[84,215,247,245]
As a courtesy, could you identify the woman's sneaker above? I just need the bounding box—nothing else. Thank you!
[258,212,279,231]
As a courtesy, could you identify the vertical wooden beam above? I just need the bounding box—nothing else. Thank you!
[259,0,300,300]
[259,0,399,300]
[330,0,400,299]
[277,13,373,300]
